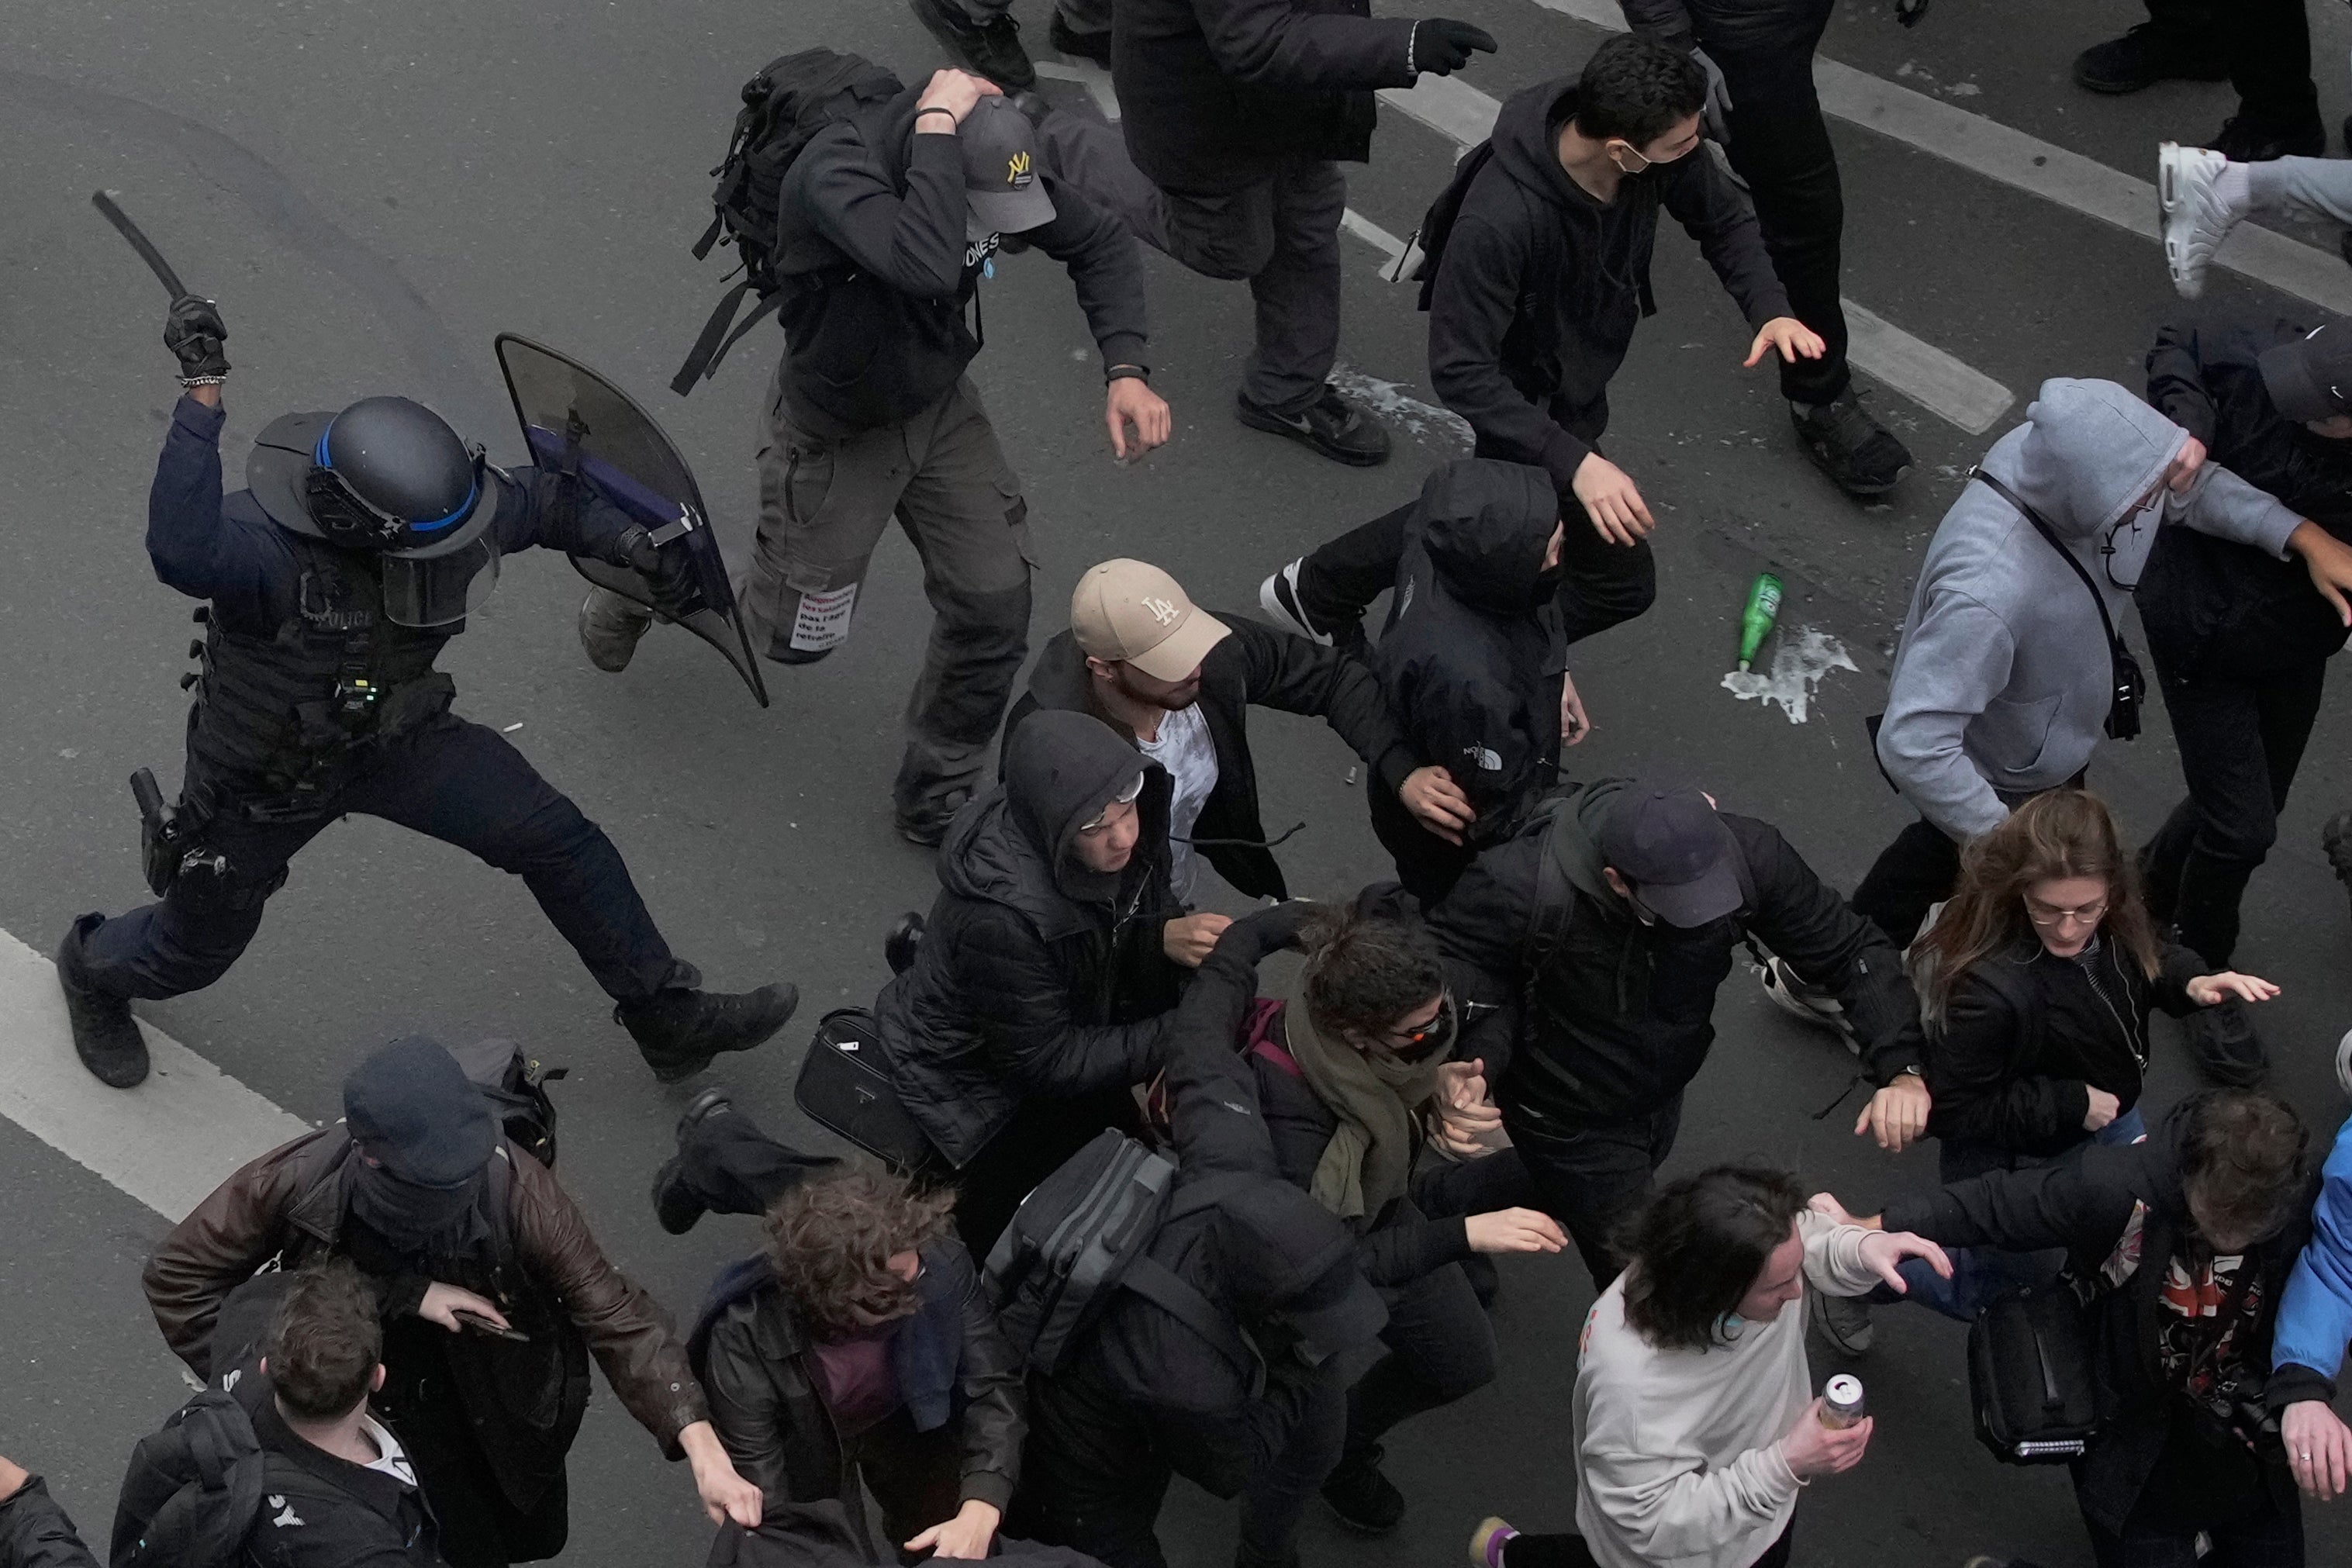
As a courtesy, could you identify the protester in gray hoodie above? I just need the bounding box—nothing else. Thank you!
[1849,379,2352,1082]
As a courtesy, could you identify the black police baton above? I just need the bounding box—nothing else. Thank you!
[91,189,193,297]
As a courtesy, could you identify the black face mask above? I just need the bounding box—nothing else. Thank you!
[349,1161,489,1255]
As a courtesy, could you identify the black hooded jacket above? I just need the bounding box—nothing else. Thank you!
[1428,778,1925,1121]
[775,85,1148,436]
[1372,461,1565,843]
[1112,0,1418,195]
[1003,613,1419,900]
[2140,313,2352,676]
[1883,1102,2321,1534]
[240,1377,445,1568]
[1427,79,1789,499]
[881,711,1189,1169]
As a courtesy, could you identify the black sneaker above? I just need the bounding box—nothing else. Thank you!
[650,1087,734,1235]
[2209,113,2327,163]
[617,983,800,1083]
[2071,24,2228,94]
[57,914,149,1088]
[1321,1445,1406,1533]
[1048,12,1112,65]
[2323,810,2352,917]
[896,788,972,848]
[1791,389,1912,499]
[1236,386,1391,467]
[2181,997,2269,1088]
[907,0,1036,90]
[1259,558,1335,647]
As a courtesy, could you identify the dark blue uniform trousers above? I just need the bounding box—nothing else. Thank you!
[78,714,687,1003]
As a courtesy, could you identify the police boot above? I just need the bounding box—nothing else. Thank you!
[578,588,655,672]
[56,914,150,1089]
[616,983,800,1084]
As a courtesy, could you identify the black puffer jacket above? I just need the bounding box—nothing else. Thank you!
[1112,0,1418,194]
[1924,934,2205,1166]
[697,1242,1024,1528]
[1373,461,1564,841]
[0,1478,95,1568]
[2140,313,2352,676]
[1883,1101,2319,1535]
[881,711,1188,1168]
[1429,778,1925,1121]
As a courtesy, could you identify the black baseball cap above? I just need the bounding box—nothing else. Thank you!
[959,98,1056,240]
[2258,320,2352,423]
[1598,781,1743,928]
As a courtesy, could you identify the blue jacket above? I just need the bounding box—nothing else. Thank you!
[2272,1115,2352,1403]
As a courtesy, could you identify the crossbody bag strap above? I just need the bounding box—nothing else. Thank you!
[1969,468,2127,677]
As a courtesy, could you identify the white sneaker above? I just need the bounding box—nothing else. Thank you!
[2335,1024,2351,1102]
[2159,142,2238,300]
[1759,956,1859,1056]
[1258,558,1332,647]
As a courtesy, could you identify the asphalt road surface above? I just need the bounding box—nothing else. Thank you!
[5,4,2352,1566]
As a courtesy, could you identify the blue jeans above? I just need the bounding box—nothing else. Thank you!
[1884,1107,2149,1321]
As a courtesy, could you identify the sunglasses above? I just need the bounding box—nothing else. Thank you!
[1385,992,1458,1063]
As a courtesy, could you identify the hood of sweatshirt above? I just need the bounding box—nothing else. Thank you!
[1491,79,1588,212]
[936,710,1161,931]
[1979,378,2188,583]
[1417,460,1562,616]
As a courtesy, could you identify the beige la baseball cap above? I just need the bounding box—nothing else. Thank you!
[1070,559,1232,682]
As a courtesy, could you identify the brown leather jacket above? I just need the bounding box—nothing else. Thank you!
[145,1128,709,1463]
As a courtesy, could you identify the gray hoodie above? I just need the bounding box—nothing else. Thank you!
[1879,378,2304,839]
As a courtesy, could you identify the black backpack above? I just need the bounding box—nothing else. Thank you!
[1395,140,1497,311]
[109,1377,268,1568]
[1967,1278,2100,1464]
[983,1130,1259,1384]
[671,49,906,394]
[448,1036,566,1169]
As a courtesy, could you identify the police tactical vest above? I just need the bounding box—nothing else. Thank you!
[187,533,456,806]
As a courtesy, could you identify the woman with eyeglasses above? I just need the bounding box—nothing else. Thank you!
[1205,900,1563,1533]
[1819,789,2279,1337]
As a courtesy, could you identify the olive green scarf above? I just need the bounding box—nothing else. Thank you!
[1280,970,1444,1221]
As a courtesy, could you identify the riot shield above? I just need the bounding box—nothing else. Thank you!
[492,333,768,707]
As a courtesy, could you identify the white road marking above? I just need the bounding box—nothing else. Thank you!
[1522,0,2352,314]
[0,929,310,1222]
[1376,78,2012,433]
[1340,208,1407,264]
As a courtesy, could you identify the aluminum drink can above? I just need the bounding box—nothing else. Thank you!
[1820,1374,1866,1428]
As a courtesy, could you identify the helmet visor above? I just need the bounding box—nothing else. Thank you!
[380,540,501,627]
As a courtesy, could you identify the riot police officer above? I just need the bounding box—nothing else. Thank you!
[55,295,800,1089]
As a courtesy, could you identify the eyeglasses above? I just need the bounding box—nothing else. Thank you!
[2023,895,2109,927]
[1078,774,1146,832]
[1383,992,1457,1063]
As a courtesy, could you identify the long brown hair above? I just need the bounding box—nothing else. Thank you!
[1912,789,2160,1021]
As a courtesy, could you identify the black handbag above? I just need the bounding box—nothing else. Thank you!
[1967,1278,2101,1464]
[1971,468,2146,741]
[791,1007,935,1173]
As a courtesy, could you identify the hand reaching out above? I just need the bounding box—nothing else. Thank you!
[1572,452,1655,545]
[2185,970,2281,1007]
[1106,378,1171,461]
[1744,317,1825,368]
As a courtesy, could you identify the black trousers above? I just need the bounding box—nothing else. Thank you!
[1498,1093,1684,1291]
[2140,0,2318,134]
[1346,1257,1497,1457]
[675,1110,845,1217]
[73,714,688,1004]
[1504,1518,1793,1568]
[2141,656,2329,969]
[1852,769,2085,948]
[1017,1354,1348,1568]
[380,1318,568,1568]
[1684,0,1847,405]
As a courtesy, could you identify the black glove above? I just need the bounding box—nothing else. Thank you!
[1411,19,1497,76]
[164,295,230,380]
[620,526,701,619]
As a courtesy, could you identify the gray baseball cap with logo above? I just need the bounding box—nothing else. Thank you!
[2259,319,2352,423]
[959,98,1057,241]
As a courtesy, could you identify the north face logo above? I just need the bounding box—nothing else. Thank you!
[268,1497,306,1529]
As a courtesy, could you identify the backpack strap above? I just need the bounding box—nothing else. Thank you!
[1121,1255,1264,1396]
[672,279,759,395]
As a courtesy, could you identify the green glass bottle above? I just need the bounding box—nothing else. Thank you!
[1737,572,1783,673]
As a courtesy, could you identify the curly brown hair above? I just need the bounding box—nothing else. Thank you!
[763,1168,957,1336]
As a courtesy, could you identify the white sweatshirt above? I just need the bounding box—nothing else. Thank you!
[1570,1214,1884,1568]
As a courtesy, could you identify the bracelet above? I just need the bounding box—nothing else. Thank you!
[914,106,958,126]
[178,375,227,387]
[1106,364,1149,384]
